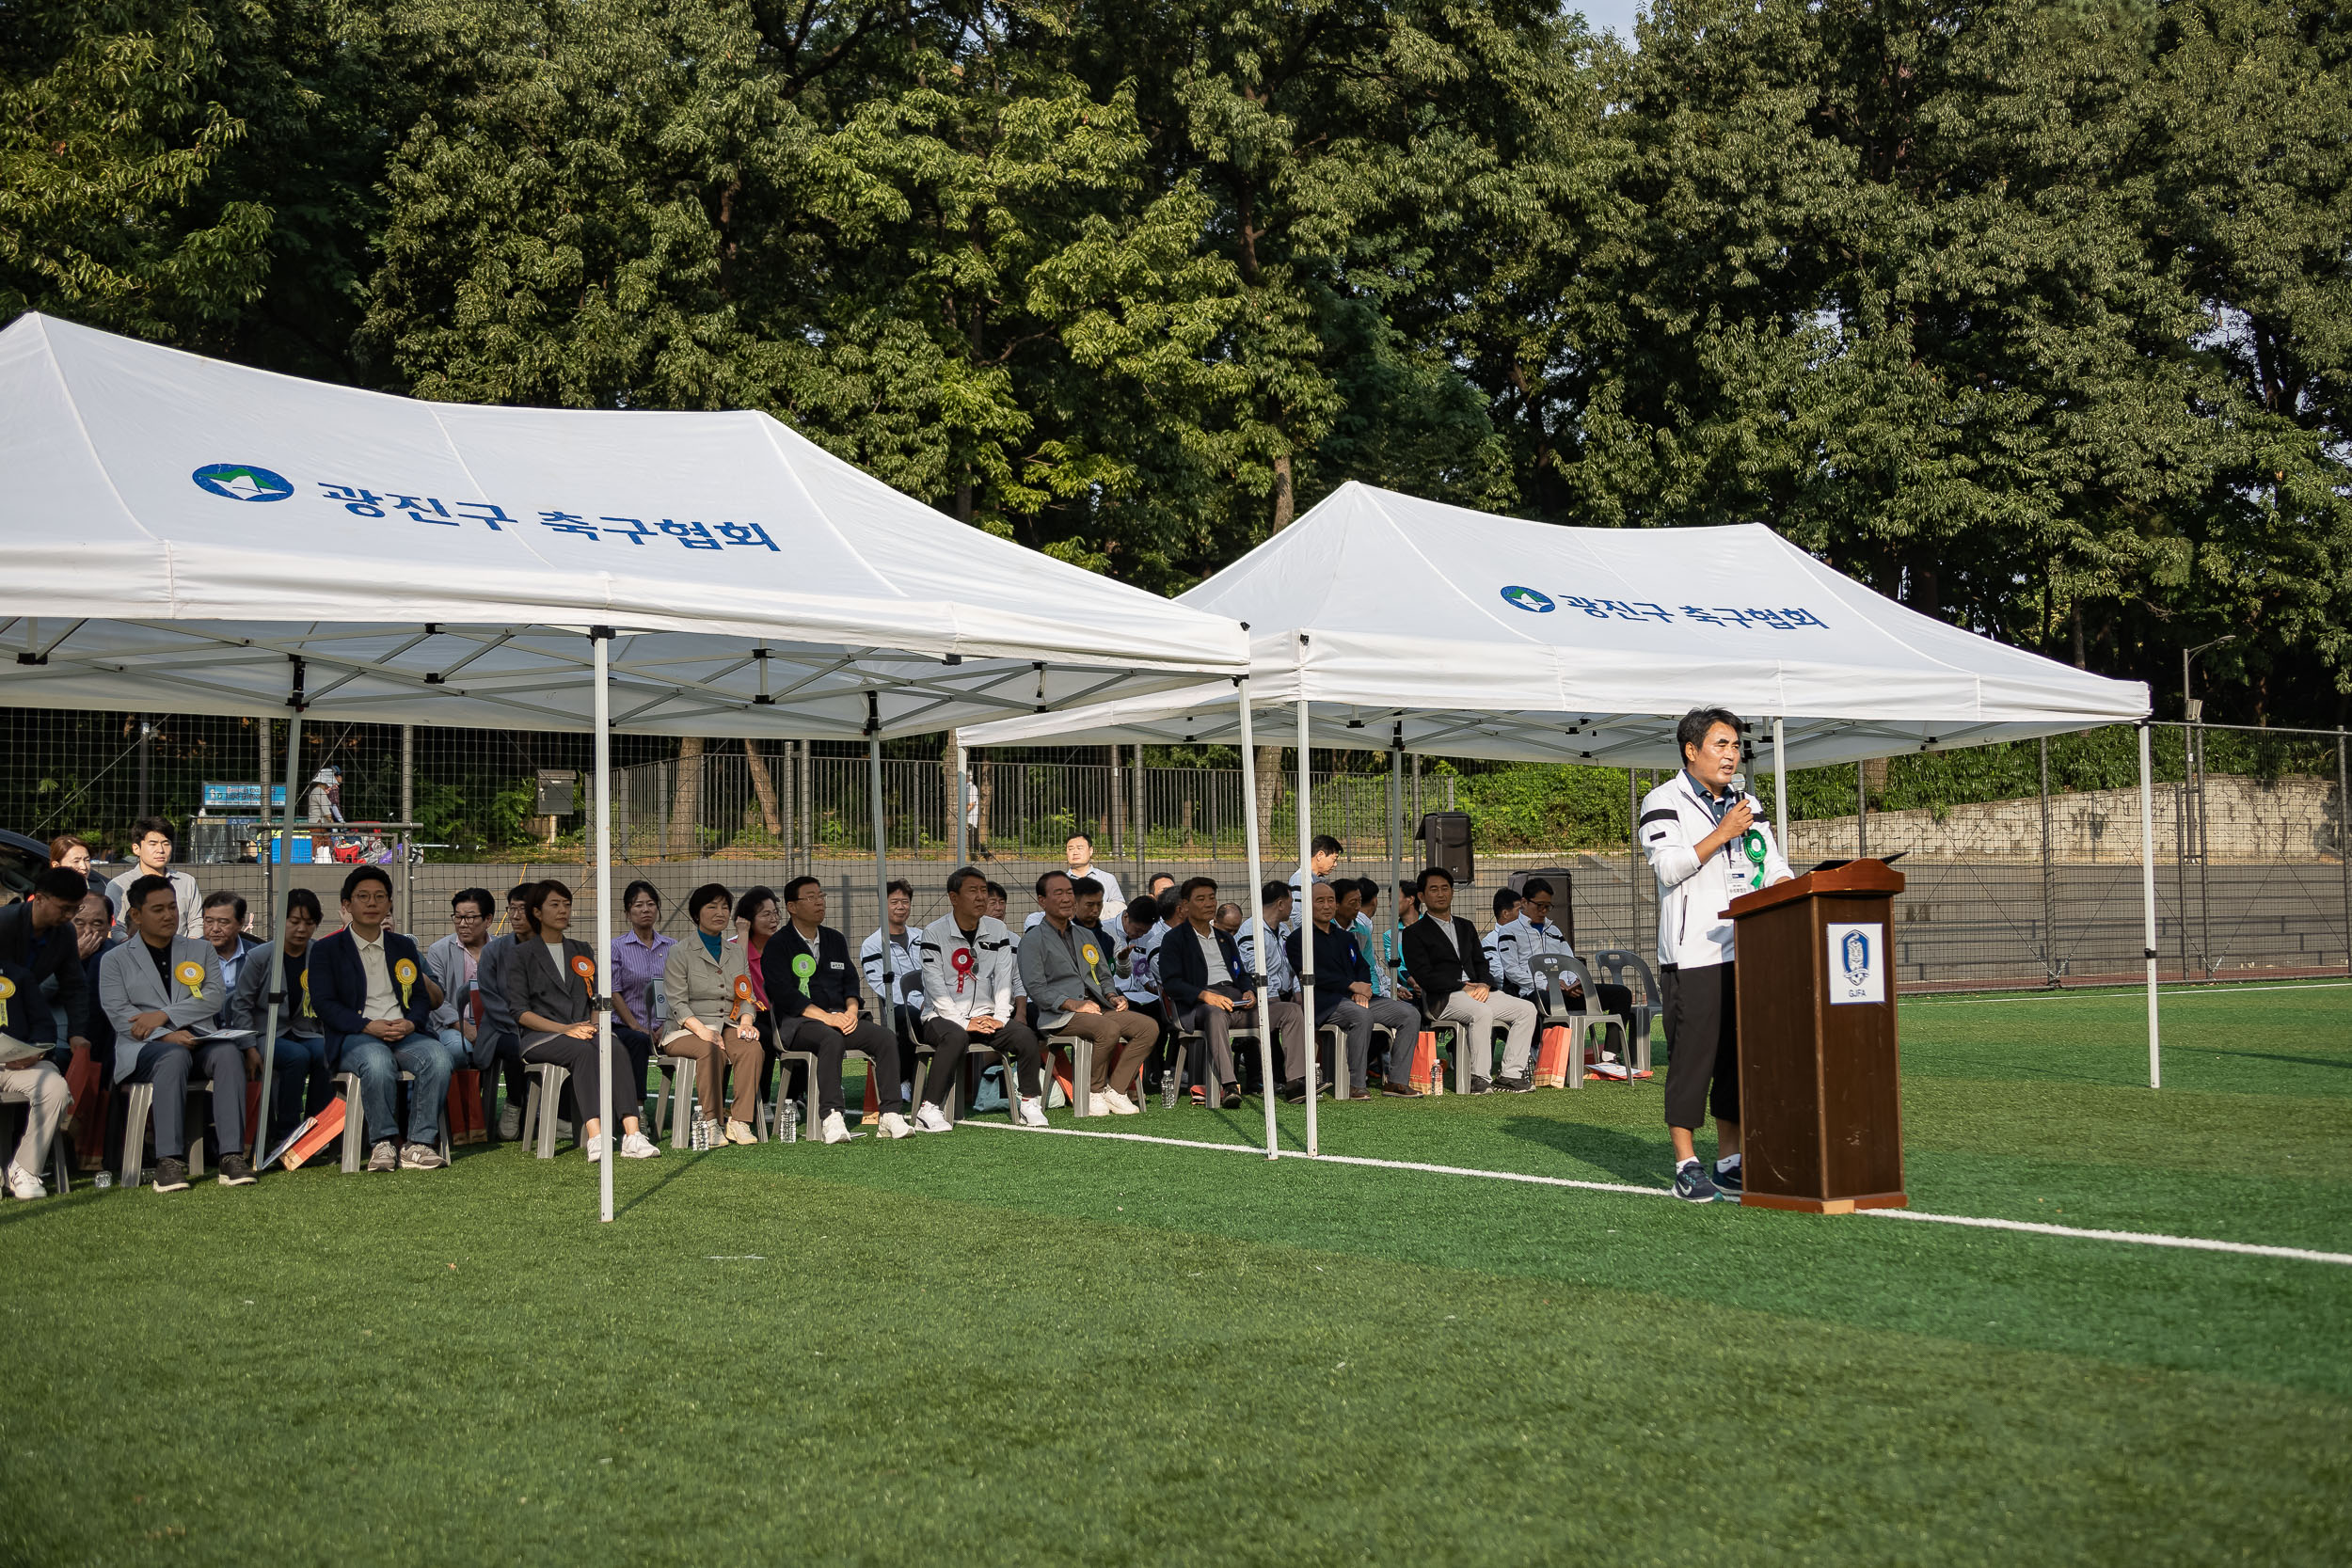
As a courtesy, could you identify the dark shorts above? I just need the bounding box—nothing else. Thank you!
[1661,960,1738,1131]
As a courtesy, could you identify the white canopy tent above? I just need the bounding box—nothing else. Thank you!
[962,482,2161,1148]
[0,311,1258,1214]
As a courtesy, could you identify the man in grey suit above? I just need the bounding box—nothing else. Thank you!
[98,875,254,1192]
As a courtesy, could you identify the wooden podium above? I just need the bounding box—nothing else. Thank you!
[1724,860,1909,1213]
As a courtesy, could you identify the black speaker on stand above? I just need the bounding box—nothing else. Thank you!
[1415,811,1474,886]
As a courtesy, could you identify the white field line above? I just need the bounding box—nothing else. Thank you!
[1905,980,2352,1006]
[961,1121,2352,1267]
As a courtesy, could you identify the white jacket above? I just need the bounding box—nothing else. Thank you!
[1641,772,1792,969]
[1494,915,1573,994]
[918,912,1015,1028]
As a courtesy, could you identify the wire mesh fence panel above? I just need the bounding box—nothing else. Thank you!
[8,707,2344,990]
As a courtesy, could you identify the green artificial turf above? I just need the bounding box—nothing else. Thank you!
[3,982,2346,1565]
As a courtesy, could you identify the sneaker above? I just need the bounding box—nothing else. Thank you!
[1220,1084,1244,1109]
[151,1157,190,1193]
[7,1164,47,1200]
[398,1143,443,1171]
[1673,1160,1720,1203]
[1713,1159,1744,1196]
[725,1119,758,1146]
[1278,1079,1308,1104]
[1097,1086,1140,1117]
[878,1111,913,1140]
[497,1103,522,1141]
[1017,1097,1048,1129]
[367,1141,400,1173]
[914,1102,953,1134]
[820,1111,852,1145]
[216,1152,257,1186]
[1494,1074,1536,1094]
[583,1133,606,1161]
[1468,1076,1492,1096]
[620,1132,661,1160]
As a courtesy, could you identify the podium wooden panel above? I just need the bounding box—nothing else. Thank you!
[1724,861,1908,1214]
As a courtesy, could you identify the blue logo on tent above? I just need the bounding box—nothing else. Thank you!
[191,463,294,502]
[1841,928,1871,987]
[1501,585,1553,614]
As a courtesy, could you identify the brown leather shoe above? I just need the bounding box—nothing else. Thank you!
[1382,1082,1424,1098]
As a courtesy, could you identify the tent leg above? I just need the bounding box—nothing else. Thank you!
[1772,716,1788,851]
[1295,695,1316,1153]
[253,709,303,1164]
[594,630,615,1222]
[1235,680,1278,1160]
[1390,733,1404,1010]
[2138,719,2160,1089]
[868,710,897,1112]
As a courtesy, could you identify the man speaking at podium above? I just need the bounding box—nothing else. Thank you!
[1641,707,1792,1203]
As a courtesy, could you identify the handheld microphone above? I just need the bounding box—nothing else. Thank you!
[1728,772,1748,803]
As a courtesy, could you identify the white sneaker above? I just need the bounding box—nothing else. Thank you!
[1017,1097,1048,1129]
[583,1133,605,1161]
[6,1164,45,1200]
[1098,1086,1140,1117]
[820,1111,851,1145]
[724,1119,757,1146]
[879,1111,913,1140]
[914,1102,952,1134]
[497,1103,522,1141]
[620,1132,661,1160]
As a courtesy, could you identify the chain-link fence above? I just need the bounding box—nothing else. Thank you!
[6,708,2344,992]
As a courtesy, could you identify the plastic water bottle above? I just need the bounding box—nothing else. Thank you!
[779,1101,800,1144]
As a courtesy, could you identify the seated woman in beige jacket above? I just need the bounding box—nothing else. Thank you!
[660,882,766,1146]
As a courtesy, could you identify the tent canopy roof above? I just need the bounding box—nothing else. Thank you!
[0,314,1246,736]
[960,483,2151,768]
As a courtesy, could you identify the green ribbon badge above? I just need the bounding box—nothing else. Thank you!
[1741,830,1768,889]
[791,953,816,981]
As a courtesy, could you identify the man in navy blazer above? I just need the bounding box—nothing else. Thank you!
[307,865,449,1171]
[1158,877,1307,1104]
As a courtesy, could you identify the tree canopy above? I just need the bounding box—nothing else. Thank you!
[4,0,2345,723]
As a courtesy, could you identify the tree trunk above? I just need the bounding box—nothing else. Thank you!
[670,736,705,859]
[976,758,994,850]
[1254,743,1283,863]
[744,739,784,837]
[943,735,962,854]
[1271,451,1295,531]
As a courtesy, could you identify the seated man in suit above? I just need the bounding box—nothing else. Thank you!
[96,875,254,1192]
[307,865,450,1172]
[1158,877,1302,1105]
[1402,866,1540,1094]
[765,876,910,1145]
[1016,870,1157,1114]
[199,892,261,1030]
[1288,879,1422,1099]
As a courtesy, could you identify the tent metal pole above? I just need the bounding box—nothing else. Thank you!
[399,724,415,933]
[252,707,302,1166]
[1390,730,1404,1006]
[1234,676,1278,1160]
[1772,717,1788,851]
[260,719,274,940]
[1133,744,1146,895]
[1296,691,1317,1149]
[867,695,896,1105]
[951,737,967,866]
[2137,719,2160,1089]
[592,631,615,1222]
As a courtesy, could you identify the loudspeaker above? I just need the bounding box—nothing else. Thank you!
[1508,866,1576,949]
[1415,812,1474,886]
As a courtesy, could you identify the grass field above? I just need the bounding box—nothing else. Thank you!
[4,981,2347,1565]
